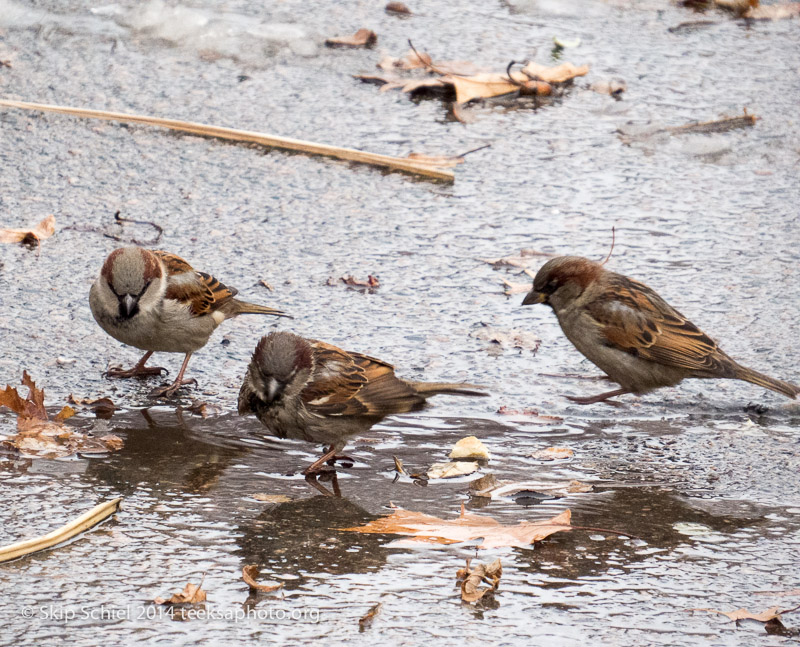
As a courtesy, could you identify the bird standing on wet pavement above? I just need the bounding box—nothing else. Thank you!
[523,256,799,404]
[238,331,487,475]
[90,247,288,397]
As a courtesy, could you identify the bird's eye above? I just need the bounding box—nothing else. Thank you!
[546,279,559,293]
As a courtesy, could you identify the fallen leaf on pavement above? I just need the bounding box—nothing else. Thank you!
[0,215,55,248]
[427,461,480,479]
[154,579,207,605]
[242,565,284,593]
[449,436,490,460]
[457,558,502,602]
[325,29,377,48]
[520,61,589,84]
[470,478,592,499]
[341,504,571,549]
[2,373,123,457]
[359,602,383,631]
[385,1,412,14]
[531,447,574,461]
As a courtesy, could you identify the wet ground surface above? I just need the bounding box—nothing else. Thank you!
[1,0,799,644]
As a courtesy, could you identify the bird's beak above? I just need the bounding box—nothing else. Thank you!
[120,294,139,318]
[267,377,284,402]
[522,290,547,306]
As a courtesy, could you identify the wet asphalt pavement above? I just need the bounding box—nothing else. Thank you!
[1,0,799,644]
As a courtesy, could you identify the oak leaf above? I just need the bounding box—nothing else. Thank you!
[341,504,571,549]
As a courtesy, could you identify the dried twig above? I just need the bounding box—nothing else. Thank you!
[0,99,455,183]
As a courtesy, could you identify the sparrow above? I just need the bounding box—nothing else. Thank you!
[522,255,799,404]
[238,331,487,475]
[90,247,288,397]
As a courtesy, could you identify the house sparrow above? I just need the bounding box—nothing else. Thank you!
[238,331,487,475]
[90,247,288,397]
[522,256,799,404]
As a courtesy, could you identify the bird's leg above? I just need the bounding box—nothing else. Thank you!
[567,388,629,406]
[302,446,340,476]
[105,351,168,379]
[149,353,197,398]
[304,471,341,497]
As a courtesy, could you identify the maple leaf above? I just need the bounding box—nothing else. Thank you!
[341,504,571,549]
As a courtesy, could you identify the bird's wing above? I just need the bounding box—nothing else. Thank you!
[153,250,238,317]
[301,342,421,416]
[585,274,729,375]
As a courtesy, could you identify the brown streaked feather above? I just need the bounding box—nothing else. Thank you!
[152,250,195,275]
[153,251,238,317]
[300,342,425,417]
[586,274,736,377]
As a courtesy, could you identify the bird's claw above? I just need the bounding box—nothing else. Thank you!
[148,378,197,398]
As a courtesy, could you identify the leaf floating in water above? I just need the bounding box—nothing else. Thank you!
[457,558,502,602]
[242,565,284,593]
[449,436,490,460]
[427,461,480,479]
[341,504,572,549]
[358,602,383,631]
[154,578,207,605]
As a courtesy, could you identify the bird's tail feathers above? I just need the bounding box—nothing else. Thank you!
[734,366,799,399]
[410,382,488,398]
[232,300,291,319]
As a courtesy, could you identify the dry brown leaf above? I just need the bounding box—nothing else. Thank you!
[341,504,571,549]
[377,49,431,70]
[427,461,479,479]
[531,447,574,461]
[520,61,589,84]
[1,373,123,457]
[745,3,800,19]
[358,602,383,630]
[325,29,377,49]
[444,73,520,104]
[501,279,531,296]
[0,215,55,247]
[457,558,502,602]
[699,606,783,622]
[242,565,284,593]
[496,406,563,422]
[154,579,207,605]
[385,1,412,14]
[67,394,117,419]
